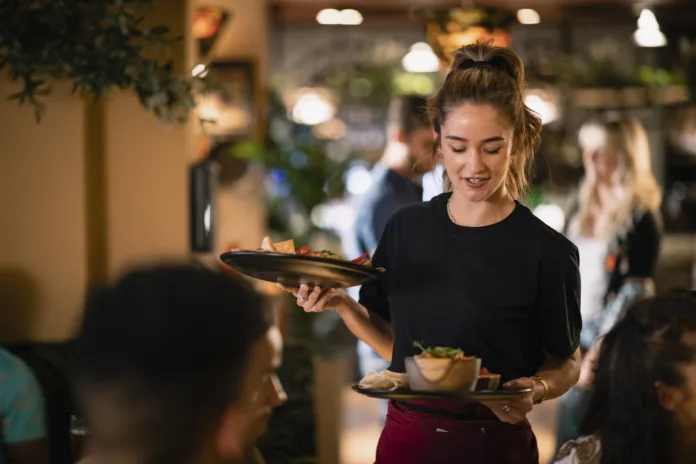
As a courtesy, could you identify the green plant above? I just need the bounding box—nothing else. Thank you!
[0,0,211,121]
[637,66,686,87]
[557,56,641,88]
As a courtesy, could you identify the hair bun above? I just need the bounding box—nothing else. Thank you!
[450,42,521,84]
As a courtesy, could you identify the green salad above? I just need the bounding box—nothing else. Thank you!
[413,341,469,359]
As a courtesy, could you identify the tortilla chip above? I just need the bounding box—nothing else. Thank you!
[274,239,296,254]
[261,236,278,252]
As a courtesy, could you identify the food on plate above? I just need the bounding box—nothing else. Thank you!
[231,236,384,270]
[476,367,501,391]
[406,342,481,392]
[413,341,475,361]
[358,370,409,391]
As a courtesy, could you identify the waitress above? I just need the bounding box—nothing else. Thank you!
[282,42,582,463]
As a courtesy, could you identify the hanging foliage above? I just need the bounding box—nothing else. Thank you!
[0,0,212,121]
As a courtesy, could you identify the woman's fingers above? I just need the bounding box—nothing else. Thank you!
[276,283,299,297]
[275,283,334,313]
[310,288,336,313]
[302,286,324,312]
[480,400,527,424]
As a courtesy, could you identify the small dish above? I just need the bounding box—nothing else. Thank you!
[405,356,481,392]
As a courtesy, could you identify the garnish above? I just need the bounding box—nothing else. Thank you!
[413,341,468,359]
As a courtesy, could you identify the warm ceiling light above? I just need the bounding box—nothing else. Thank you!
[402,42,440,73]
[316,8,341,25]
[340,9,363,25]
[316,8,362,25]
[633,9,667,48]
[517,9,540,25]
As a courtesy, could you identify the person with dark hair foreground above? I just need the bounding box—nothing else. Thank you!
[555,291,696,464]
[74,264,286,464]
[282,42,582,463]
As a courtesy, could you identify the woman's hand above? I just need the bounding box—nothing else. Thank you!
[480,377,538,424]
[277,284,349,313]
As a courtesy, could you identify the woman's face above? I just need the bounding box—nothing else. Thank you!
[582,131,621,185]
[440,103,513,203]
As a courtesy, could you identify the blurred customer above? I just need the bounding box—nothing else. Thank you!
[556,115,663,448]
[0,347,48,463]
[74,264,286,464]
[555,291,696,464]
[343,95,432,387]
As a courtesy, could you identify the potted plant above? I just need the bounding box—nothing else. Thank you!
[557,55,646,109]
[637,66,689,105]
[0,0,211,121]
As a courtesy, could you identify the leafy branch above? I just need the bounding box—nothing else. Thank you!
[0,0,212,121]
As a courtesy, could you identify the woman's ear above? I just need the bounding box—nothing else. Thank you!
[655,381,684,412]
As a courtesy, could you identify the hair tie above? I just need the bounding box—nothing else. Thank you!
[469,60,491,69]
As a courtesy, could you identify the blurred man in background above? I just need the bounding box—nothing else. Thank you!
[343,94,432,401]
[74,264,286,464]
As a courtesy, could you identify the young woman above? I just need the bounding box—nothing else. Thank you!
[555,291,696,464]
[282,42,582,462]
[556,116,663,448]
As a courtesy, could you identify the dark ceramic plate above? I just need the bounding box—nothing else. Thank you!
[351,385,532,402]
[220,251,382,289]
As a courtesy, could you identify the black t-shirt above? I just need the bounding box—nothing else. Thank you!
[359,193,582,382]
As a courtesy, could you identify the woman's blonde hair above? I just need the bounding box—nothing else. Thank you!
[573,115,662,239]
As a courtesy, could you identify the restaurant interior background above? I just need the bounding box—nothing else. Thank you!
[2,0,696,462]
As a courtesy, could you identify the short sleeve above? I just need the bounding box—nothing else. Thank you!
[625,211,661,277]
[538,242,582,359]
[358,216,394,322]
[2,357,46,443]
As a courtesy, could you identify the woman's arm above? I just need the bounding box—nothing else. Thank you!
[337,297,394,360]
[485,239,582,424]
[534,348,582,401]
[491,349,581,424]
[285,285,394,361]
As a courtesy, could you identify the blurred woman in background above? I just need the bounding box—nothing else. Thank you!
[556,115,663,449]
[555,291,696,464]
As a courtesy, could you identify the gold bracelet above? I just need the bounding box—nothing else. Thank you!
[531,376,549,404]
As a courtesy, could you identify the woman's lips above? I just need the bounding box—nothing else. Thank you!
[461,177,489,189]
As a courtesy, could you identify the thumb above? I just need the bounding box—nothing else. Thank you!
[503,378,526,389]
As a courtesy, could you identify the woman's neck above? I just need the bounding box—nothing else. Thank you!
[448,187,516,227]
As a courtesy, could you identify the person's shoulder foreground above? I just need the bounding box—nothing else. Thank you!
[554,435,602,464]
[0,348,46,444]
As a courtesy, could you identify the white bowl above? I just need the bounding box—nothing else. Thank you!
[405,356,481,392]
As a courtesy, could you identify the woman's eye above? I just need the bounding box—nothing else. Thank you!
[484,148,502,155]
[450,146,466,154]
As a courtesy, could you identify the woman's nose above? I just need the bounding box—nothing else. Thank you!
[468,149,484,172]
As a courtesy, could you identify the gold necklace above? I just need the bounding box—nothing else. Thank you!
[446,198,459,225]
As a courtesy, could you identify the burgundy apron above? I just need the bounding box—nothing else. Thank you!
[375,400,539,464]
